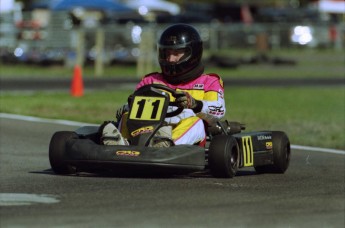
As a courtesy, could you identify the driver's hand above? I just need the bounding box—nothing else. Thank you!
[175,91,197,109]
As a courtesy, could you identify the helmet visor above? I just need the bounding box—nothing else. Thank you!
[158,46,192,65]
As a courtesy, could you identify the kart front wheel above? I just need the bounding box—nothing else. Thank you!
[255,131,291,173]
[49,131,77,175]
[208,135,239,178]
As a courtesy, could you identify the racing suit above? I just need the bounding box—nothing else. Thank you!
[128,72,226,146]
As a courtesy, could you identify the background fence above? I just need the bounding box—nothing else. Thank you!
[1,11,344,75]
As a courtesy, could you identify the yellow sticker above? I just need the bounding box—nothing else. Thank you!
[131,126,154,137]
[266,142,273,150]
[116,151,140,157]
[129,96,165,121]
[242,136,254,167]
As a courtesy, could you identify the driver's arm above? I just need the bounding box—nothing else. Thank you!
[175,78,226,125]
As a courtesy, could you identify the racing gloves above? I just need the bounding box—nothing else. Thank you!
[175,91,203,113]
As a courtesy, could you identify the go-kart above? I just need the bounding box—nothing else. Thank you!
[49,84,291,178]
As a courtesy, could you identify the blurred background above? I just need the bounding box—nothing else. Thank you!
[0,0,344,76]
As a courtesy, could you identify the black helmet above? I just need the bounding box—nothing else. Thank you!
[158,24,204,84]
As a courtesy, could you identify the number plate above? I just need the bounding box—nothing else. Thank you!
[129,96,166,121]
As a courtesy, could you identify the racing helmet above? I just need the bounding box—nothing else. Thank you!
[158,24,204,84]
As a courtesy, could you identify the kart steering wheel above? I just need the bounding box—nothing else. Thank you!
[136,84,184,118]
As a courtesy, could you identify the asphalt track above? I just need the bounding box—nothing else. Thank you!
[0,116,344,227]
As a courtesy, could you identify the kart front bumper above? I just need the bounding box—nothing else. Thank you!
[64,138,206,173]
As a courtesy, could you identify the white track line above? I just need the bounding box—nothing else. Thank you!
[291,145,345,155]
[0,193,59,206]
[1,113,344,155]
[0,113,97,127]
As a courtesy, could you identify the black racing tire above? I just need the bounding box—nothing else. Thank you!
[208,135,239,178]
[49,131,78,175]
[255,131,291,174]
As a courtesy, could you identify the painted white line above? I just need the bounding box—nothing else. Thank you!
[0,193,60,206]
[0,113,97,127]
[1,113,344,155]
[291,145,345,155]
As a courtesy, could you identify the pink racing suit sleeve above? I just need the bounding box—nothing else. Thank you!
[196,75,226,125]
[135,78,149,90]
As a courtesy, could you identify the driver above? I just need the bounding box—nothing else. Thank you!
[101,24,226,147]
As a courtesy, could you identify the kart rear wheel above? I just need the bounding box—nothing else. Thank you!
[49,131,77,175]
[255,131,291,174]
[208,135,239,178]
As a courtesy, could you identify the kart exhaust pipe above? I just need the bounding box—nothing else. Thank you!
[208,120,246,135]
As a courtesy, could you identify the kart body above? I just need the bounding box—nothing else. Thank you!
[49,84,291,177]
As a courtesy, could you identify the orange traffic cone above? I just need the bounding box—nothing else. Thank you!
[71,65,84,97]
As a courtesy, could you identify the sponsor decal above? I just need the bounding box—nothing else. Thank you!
[193,84,204,89]
[208,106,225,115]
[131,126,154,137]
[116,151,140,157]
[257,135,272,141]
[218,89,224,99]
[266,142,273,150]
